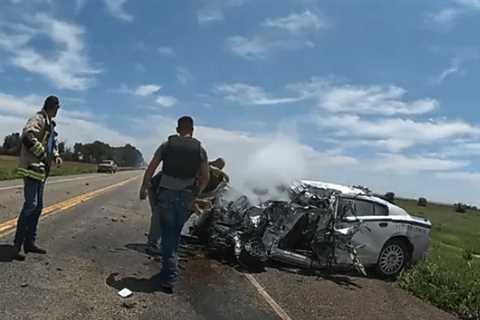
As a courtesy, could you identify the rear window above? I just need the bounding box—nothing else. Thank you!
[374,203,389,216]
[339,198,389,217]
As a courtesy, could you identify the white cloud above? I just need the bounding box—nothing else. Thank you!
[155,96,177,108]
[226,8,327,59]
[263,10,328,34]
[215,83,304,105]
[317,114,480,151]
[289,79,438,115]
[318,85,438,115]
[0,92,136,147]
[75,0,88,12]
[103,0,133,22]
[133,84,162,96]
[372,153,468,174]
[158,46,175,57]
[198,7,224,25]
[427,0,480,30]
[0,14,100,90]
[455,0,480,9]
[427,7,464,30]
[435,171,480,182]
[197,0,247,25]
[226,31,320,59]
[431,51,478,84]
[435,58,462,83]
[226,36,269,59]
[176,67,193,85]
[438,142,480,157]
[0,92,38,116]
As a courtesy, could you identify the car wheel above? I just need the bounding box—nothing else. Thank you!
[376,239,410,278]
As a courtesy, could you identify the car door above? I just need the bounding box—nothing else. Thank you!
[334,197,394,266]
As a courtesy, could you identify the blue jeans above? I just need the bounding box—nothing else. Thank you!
[155,189,193,286]
[14,177,45,245]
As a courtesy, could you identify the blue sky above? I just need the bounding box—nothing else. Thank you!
[1,0,480,205]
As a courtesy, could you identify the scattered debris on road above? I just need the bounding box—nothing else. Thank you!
[118,288,133,298]
[121,301,136,309]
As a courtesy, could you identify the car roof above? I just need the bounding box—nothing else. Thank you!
[297,180,409,216]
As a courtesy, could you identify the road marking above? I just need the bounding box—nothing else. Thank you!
[0,176,140,238]
[0,175,102,191]
[244,273,293,320]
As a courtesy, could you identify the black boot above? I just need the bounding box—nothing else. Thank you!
[12,243,25,261]
[24,242,47,254]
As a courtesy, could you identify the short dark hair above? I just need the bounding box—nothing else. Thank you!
[177,116,194,131]
[43,96,60,110]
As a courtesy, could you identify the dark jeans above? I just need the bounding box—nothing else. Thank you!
[155,189,193,286]
[14,177,45,245]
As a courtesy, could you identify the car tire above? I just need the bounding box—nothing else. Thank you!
[376,239,410,278]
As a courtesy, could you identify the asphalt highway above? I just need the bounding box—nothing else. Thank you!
[0,172,458,320]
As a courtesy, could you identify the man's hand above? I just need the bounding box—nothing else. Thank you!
[55,157,63,167]
[139,187,147,200]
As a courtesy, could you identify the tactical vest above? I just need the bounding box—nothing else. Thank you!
[162,135,202,179]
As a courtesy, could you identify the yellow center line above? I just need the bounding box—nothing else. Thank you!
[0,175,140,238]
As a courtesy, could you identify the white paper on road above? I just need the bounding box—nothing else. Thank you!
[118,288,133,298]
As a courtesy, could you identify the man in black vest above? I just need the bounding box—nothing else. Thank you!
[139,116,209,292]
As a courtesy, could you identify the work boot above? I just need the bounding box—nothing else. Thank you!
[12,243,25,261]
[158,282,173,294]
[23,242,47,254]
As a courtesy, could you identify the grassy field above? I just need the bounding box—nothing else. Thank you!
[396,198,480,319]
[0,155,97,180]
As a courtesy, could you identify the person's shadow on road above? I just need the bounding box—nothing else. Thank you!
[106,272,170,294]
[0,244,24,262]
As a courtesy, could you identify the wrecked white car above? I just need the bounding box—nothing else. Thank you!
[191,180,431,278]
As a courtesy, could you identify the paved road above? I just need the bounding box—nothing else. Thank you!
[0,174,458,320]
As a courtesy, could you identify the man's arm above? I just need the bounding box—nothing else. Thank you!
[197,160,210,195]
[22,115,47,161]
[211,166,230,183]
[139,156,161,200]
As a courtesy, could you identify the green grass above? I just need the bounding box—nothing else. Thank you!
[396,198,480,319]
[396,198,480,254]
[0,155,97,180]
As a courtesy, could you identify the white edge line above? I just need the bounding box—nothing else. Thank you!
[244,273,293,320]
[0,174,106,191]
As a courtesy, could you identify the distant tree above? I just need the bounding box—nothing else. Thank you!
[63,140,144,167]
[73,143,83,161]
[58,141,66,155]
[112,144,144,167]
[2,132,21,155]
[417,197,428,207]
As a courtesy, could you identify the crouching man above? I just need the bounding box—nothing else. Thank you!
[13,96,62,259]
[139,116,209,292]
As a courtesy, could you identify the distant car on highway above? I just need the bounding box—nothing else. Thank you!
[299,180,432,277]
[97,160,117,173]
